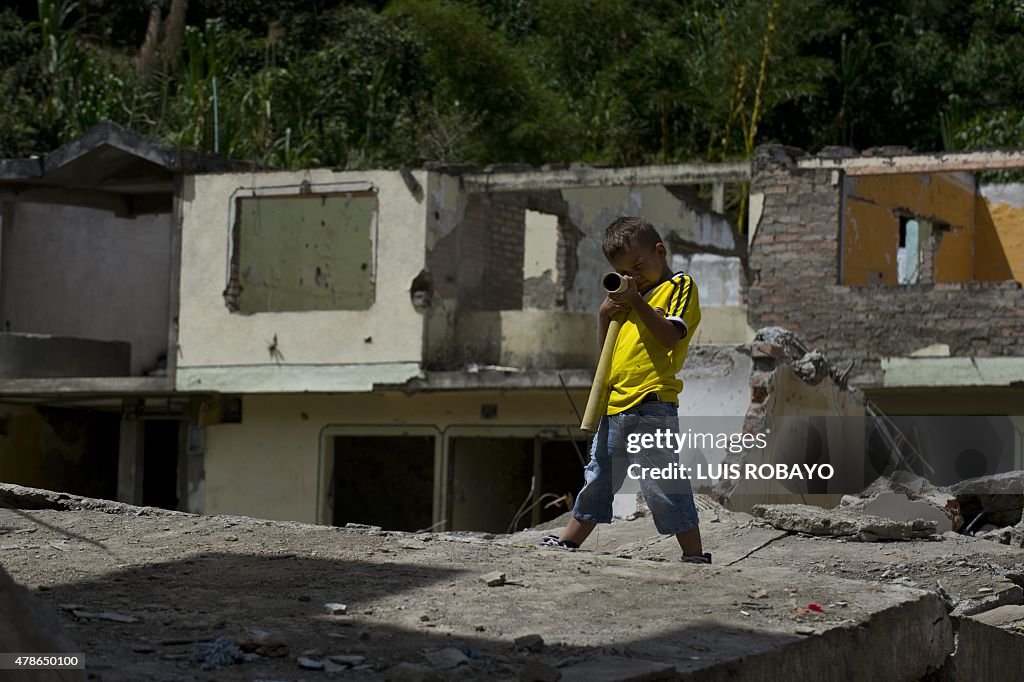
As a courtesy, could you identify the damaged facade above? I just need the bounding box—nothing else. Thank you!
[1,125,1022,533]
[746,146,1024,491]
[0,124,753,532]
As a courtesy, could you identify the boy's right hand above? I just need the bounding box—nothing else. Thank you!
[600,295,630,322]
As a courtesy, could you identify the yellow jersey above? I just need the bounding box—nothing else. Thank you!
[606,273,700,415]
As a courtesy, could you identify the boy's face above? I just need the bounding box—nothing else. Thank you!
[609,242,669,294]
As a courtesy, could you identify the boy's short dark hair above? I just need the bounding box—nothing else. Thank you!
[602,216,663,260]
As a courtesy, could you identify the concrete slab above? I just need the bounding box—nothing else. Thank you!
[559,656,674,682]
[862,492,954,533]
[956,617,1024,681]
[1,501,957,682]
[752,503,937,541]
[968,604,1024,627]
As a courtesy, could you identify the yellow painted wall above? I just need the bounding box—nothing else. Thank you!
[0,403,117,497]
[843,173,976,284]
[0,405,51,488]
[975,197,1024,282]
[203,389,589,523]
[933,225,975,282]
[843,198,898,284]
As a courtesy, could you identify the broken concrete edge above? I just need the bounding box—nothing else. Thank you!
[750,503,938,541]
[674,590,952,682]
[0,483,189,516]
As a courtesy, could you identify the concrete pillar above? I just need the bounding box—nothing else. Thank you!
[117,398,144,505]
[712,183,725,214]
[181,397,206,514]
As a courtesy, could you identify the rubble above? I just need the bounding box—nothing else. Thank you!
[6,490,1023,681]
[480,570,507,587]
[752,503,937,541]
[841,472,963,532]
[515,634,545,652]
[950,584,1023,618]
[950,470,1024,528]
[192,635,245,670]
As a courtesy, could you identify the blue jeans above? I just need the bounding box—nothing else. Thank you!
[572,400,699,535]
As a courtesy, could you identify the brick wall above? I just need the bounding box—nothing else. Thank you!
[748,146,1024,387]
[455,193,526,311]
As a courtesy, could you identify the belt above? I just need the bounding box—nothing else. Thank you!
[640,392,677,407]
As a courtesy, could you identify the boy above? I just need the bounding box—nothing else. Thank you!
[541,216,710,564]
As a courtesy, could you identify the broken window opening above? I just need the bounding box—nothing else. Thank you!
[522,210,561,310]
[446,436,585,533]
[332,435,435,532]
[896,217,928,285]
[225,190,377,314]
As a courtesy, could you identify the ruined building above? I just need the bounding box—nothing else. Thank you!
[0,125,1021,531]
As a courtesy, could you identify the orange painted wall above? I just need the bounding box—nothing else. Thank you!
[843,173,976,284]
[975,195,1024,282]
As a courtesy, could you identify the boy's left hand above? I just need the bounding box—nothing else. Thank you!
[609,275,642,307]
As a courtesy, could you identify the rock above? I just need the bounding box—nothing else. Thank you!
[325,602,348,615]
[480,571,507,587]
[515,634,544,653]
[752,503,936,541]
[520,659,562,681]
[423,647,469,669]
[328,654,366,666]
[297,655,324,670]
[323,659,347,673]
[385,662,443,682]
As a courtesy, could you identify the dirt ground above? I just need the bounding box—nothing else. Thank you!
[1,493,1022,681]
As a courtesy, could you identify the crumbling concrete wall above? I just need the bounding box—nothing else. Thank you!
[2,202,172,376]
[748,147,1024,387]
[715,328,867,512]
[424,171,747,370]
[176,169,428,393]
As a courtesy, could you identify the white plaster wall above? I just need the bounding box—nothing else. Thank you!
[2,202,171,375]
[177,170,428,390]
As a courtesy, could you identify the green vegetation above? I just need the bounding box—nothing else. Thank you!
[2,0,1024,169]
